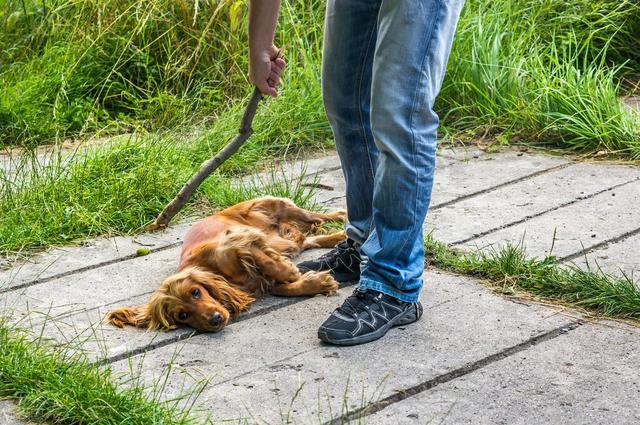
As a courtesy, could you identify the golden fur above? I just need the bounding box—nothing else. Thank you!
[106,197,346,332]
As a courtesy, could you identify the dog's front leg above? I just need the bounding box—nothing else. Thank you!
[249,248,301,283]
[270,272,339,297]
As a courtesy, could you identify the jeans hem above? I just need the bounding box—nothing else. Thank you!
[358,278,420,303]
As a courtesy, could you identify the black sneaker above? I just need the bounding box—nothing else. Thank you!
[318,288,423,346]
[297,239,361,282]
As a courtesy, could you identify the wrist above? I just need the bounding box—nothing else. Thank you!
[249,42,274,59]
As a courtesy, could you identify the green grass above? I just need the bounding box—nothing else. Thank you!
[424,235,640,319]
[0,0,326,147]
[0,320,203,424]
[0,0,332,255]
[439,0,640,156]
[0,119,326,255]
[2,0,639,152]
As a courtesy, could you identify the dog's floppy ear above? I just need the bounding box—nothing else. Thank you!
[146,293,179,330]
[193,270,255,317]
[106,305,152,329]
[106,303,177,330]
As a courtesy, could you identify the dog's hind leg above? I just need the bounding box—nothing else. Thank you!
[302,230,347,250]
[281,205,347,228]
[270,271,339,297]
[251,197,346,228]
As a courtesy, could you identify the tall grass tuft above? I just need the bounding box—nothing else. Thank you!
[425,236,640,320]
[2,0,639,152]
[0,103,327,254]
[439,0,640,156]
[0,0,326,146]
[0,320,201,424]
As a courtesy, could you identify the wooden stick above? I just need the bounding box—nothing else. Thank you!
[148,87,263,230]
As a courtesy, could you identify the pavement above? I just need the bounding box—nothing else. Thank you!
[1,146,639,424]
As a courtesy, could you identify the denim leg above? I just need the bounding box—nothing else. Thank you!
[322,0,382,246]
[359,0,465,302]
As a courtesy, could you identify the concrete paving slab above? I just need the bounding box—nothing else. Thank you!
[462,178,640,260]
[258,149,530,207]
[250,154,342,182]
[437,145,486,161]
[109,271,573,424]
[0,400,35,425]
[313,152,567,211]
[570,232,640,279]
[430,151,567,208]
[0,223,189,292]
[108,270,485,381]
[312,168,348,204]
[426,162,639,246]
[363,321,640,425]
[0,146,70,182]
[2,245,182,321]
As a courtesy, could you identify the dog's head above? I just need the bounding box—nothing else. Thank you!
[107,267,254,332]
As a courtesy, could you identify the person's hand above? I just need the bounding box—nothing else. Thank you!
[249,44,286,97]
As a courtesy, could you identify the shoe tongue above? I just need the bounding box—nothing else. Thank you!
[337,288,370,316]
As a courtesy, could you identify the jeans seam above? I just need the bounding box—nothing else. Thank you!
[356,23,378,239]
[394,0,443,257]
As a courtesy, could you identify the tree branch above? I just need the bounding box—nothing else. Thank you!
[148,87,263,230]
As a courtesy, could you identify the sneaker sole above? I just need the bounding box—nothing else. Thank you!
[318,302,423,346]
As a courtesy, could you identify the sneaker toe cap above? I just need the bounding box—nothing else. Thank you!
[317,326,353,343]
[318,315,356,342]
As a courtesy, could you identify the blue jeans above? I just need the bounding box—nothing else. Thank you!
[322,0,464,302]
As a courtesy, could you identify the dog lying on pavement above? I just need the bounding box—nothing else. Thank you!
[107,197,346,332]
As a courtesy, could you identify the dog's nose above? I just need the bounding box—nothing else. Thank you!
[209,312,223,326]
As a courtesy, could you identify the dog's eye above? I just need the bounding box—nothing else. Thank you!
[191,288,201,298]
[178,312,189,321]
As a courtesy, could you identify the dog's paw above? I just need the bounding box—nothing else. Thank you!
[282,266,302,283]
[328,209,347,222]
[303,271,339,296]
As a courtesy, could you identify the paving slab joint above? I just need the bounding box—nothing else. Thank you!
[0,242,182,295]
[560,226,640,263]
[323,321,583,425]
[451,177,639,246]
[431,162,572,211]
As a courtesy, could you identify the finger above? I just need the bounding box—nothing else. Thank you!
[274,58,286,72]
[256,81,277,97]
[271,48,284,60]
[271,64,283,78]
[270,70,282,82]
[267,76,280,89]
